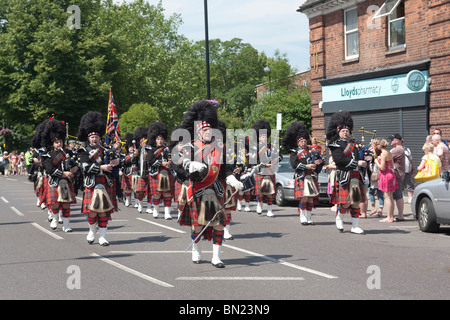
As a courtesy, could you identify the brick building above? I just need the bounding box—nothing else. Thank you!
[297,0,450,161]
[255,70,311,100]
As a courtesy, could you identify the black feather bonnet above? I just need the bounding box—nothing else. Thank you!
[133,126,149,144]
[253,119,271,142]
[147,121,168,147]
[32,120,49,149]
[326,110,354,143]
[77,112,106,142]
[123,132,135,150]
[40,119,66,148]
[181,100,219,140]
[281,121,310,150]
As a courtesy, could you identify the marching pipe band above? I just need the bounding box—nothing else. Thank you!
[27,106,380,269]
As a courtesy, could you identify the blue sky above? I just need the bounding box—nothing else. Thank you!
[137,1,311,72]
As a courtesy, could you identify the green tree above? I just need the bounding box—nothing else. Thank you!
[98,0,203,129]
[245,86,311,140]
[0,0,117,140]
[118,103,159,135]
[192,38,266,124]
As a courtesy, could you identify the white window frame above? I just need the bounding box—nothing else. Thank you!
[344,7,359,60]
[373,0,402,19]
[388,2,405,49]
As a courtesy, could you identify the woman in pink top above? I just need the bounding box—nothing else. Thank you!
[374,139,398,223]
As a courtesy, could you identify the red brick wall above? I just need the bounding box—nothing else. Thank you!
[307,0,450,140]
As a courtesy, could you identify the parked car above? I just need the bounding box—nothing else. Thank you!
[275,155,330,206]
[411,170,450,232]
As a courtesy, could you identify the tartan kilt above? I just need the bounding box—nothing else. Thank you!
[43,176,77,206]
[82,175,117,215]
[121,173,134,191]
[224,184,238,211]
[173,180,184,203]
[294,175,320,200]
[253,174,275,198]
[135,176,148,194]
[34,176,46,199]
[178,190,226,227]
[331,171,367,205]
[148,172,174,195]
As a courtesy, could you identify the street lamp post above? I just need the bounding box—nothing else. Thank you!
[264,66,271,96]
[204,0,211,99]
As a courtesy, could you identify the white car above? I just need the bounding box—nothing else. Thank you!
[411,170,450,232]
[275,155,329,206]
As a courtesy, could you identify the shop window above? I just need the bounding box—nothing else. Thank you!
[344,8,359,59]
[388,1,405,49]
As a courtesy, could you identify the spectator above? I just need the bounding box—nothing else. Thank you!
[25,147,34,175]
[3,151,10,176]
[324,149,337,212]
[433,128,448,148]
[401,140,415,203]
[18,152,25,175]
[375,139,397,223]
[368,149,384,217]
[431,134,449,174]
[10,150,19,175]
[390,134,405,222]
[417,142,441,176]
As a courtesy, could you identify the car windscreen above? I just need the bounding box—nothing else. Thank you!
[278,158,293,173]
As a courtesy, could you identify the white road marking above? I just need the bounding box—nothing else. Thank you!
[1,197,9,203]
[137,217,186,234]
[10,206,24,216]
[31,223,64,240]
[67,231,162,235]
[177,277,305,281]
[109,250,212,254]
[89,253,174,288]
[223,243,338,279]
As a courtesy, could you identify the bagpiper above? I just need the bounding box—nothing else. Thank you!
[169,124,189,221]
[133,126,152,213]
[326,111,366,234]
[174,100,243,268]
[121,133,138,207]
[250,120,277,217]
[30,120,48,212]
[146,121,173,220]
[282,121,324,225]
[39,119,78,232]
[77,111,120,245]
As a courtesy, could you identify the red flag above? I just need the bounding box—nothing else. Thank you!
[105,89,121,147]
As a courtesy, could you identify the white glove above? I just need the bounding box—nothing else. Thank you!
[182,159,207,173]
[189,161,207,174]
[226,175,243,191]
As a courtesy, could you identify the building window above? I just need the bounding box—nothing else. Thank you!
[344,8,359,59]
[388,1,405,49]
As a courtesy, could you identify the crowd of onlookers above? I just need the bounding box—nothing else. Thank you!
[0,147,35,177]
[325,128,449,222]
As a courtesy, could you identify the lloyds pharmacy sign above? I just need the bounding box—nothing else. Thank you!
[322,70,429,102]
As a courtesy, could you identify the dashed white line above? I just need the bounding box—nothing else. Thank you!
[31,223,64,240]
[1,197,8,203]
[223,243,338,279]
[10,206,24,216]
[137,217,186,234]
[177,277,305,281]
[89,253,174,288]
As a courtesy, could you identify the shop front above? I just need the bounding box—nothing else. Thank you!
[320,65,430,162]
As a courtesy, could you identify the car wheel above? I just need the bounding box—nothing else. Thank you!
[275,185,286,206]
[417,197,440,233]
